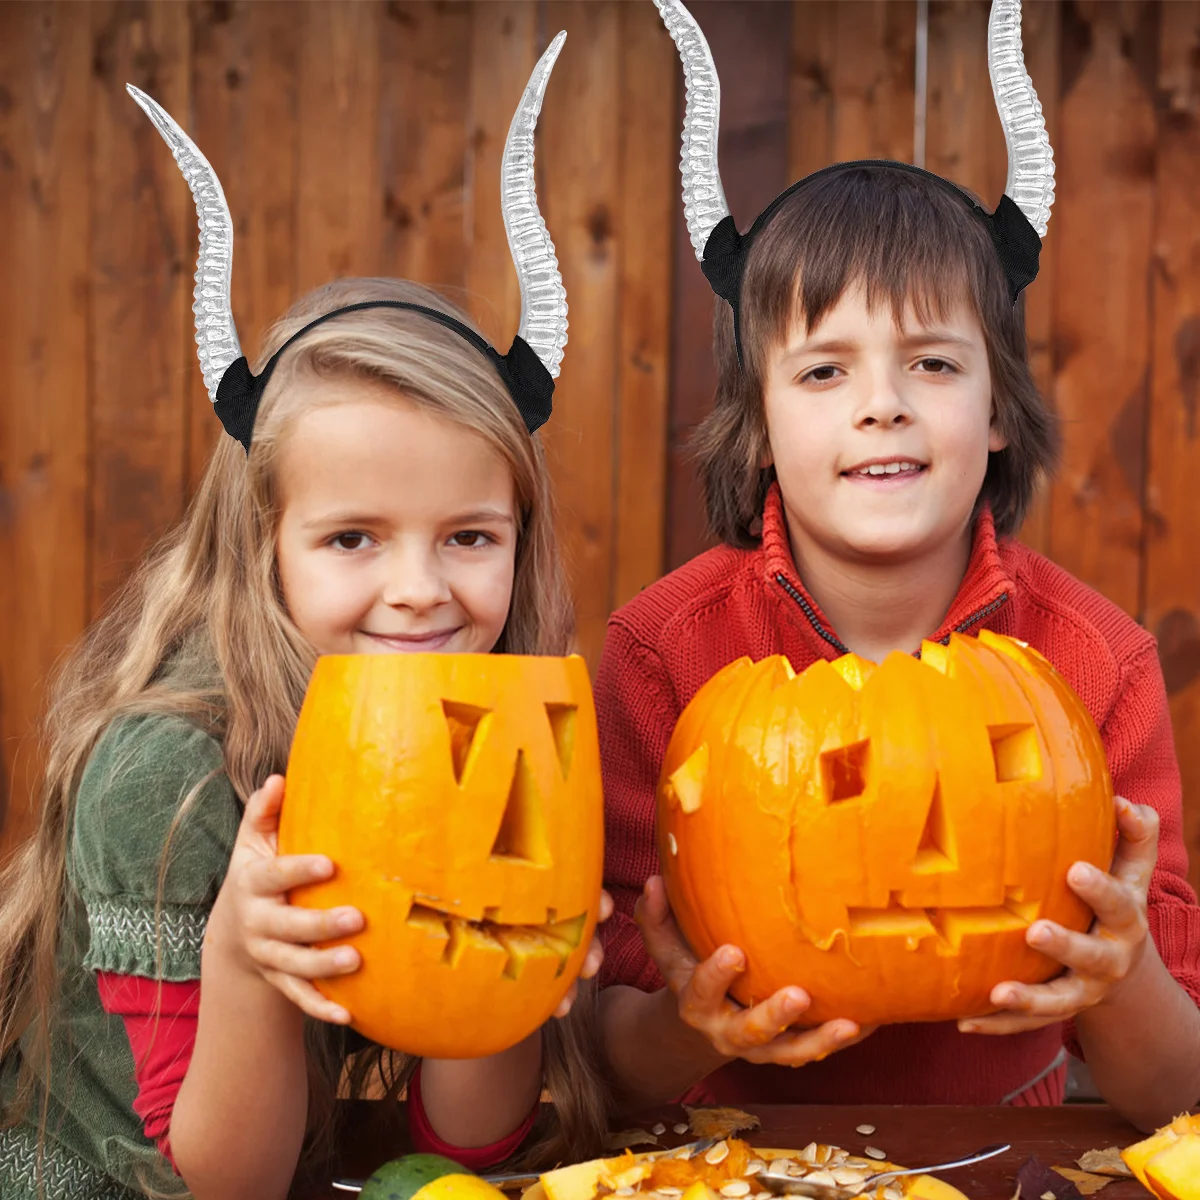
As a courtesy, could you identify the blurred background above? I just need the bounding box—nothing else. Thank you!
[2,0,1199,937]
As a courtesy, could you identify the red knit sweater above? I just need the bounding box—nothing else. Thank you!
[596,483,1200,1105]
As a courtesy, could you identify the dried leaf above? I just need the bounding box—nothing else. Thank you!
[605,1129,660,1150]
[1051,1167,1113,1196]
[684,1107,762,1140]
[1074,1148,1133,1179]
[1015,1156,1083,1200]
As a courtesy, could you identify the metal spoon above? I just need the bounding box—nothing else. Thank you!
[756,1143,1010,1199]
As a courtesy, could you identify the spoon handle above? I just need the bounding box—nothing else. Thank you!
[866,1142,1010,1185]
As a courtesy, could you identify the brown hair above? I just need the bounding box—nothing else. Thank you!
[693,163,1060,545]
[0,277,606,1195]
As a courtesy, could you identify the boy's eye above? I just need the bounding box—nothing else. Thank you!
[800,365,841,384]
[449,530,493,548]
[330,531,373,552]
[916,357,956,374]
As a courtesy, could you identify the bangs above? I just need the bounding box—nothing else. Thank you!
[741,165,1005,374]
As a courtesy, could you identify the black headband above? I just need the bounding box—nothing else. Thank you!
[212,301,555,453]
[700,160,1042,367]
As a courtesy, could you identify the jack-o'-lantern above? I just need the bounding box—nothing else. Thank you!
[279,653,604,1058]
[658,630,1116,1026]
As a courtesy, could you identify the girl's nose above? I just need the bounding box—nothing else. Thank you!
[381,548,452,611]
[854,372,913,428]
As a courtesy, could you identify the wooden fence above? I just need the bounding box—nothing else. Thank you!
[2,0,1200,898]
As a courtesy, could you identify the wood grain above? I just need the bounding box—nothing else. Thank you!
[1144,0,1200,898]
[0,2,91,861]
[88,1,192,613]
[1047,0,1159,618]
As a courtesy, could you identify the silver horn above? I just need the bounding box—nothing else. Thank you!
[501,32,569,379]
[126,85,242,402]
[987,0,1055,237]
[653,0,731,260]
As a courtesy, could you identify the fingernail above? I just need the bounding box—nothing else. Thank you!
[720,948,743,971]
[312,857,334,878]
[961,1020,979,1033]
[1029,924,1050,947]
[784,988,809,1010]
[335,908,361,933]
[330,1006,351,1024]
[1069,863,1095,886]
[334,947,357,969]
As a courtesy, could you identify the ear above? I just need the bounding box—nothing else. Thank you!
[988,397,1008,453]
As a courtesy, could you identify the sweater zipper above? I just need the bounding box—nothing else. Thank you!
[774,572,1010,658]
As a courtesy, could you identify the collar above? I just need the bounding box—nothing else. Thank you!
[758,481,1016,657]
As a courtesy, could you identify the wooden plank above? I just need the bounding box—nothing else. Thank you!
[0,2,91,858]
[88,1,191,614]
[377,0,472,290]
[295,1,382,292]
[667,0,792,572]
[1014,0,1061,556]
[1045,0,1159,617]
[186,0,302,490]
[540,1,622,669]
[612,1,675,608]
[463,1,536,346]
[1144,1,1200,898]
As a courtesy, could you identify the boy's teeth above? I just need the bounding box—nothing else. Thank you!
[856,461,919,475]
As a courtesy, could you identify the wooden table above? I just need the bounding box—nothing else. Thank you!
[298,1102,1154,1200]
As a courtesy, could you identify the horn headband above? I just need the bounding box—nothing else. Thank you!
[655,0,1055,363]
[127,33,569,452]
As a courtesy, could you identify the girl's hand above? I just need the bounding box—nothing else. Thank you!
[960,796,1158,1036]
[215,774,365,1025]
[553,889,615,1017]
[636,875,873,1065]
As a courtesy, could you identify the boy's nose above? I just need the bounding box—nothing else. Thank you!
[854,376,913,427]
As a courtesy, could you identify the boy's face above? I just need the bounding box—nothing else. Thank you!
[275,379,517,658]
[761,280,1005,567]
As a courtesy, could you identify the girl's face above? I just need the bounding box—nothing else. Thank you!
[761,280,1005,566]
[275,377,518,657]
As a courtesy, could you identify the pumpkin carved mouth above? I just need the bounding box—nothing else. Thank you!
[404,901,587,980]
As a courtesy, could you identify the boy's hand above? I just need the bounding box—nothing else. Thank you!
[553,889,615,1017]
[212,774,365,1025]
[636,876,873,1065]
[960,796,1157,1036]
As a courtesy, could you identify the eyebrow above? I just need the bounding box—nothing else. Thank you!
[300,508,516,531]
[779,329,977,365]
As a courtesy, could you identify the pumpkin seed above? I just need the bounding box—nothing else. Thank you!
[766,1160,793,1178]
[855,1124,876,1137]
[615,1189,636,1196]
[864,1147,887,1161]
[652,1124,666,1136]
[704,1142,730,1165]
[745,1162,765,1176]
[667,833,678,856]
[656,1189,683,1196]
[798,1144,819,1163]
[884,1189,904,1200]
[719,1183,751,1197]
[673,1124,689,1135]
[801,1172,837,1188]
[831,1168,868,1186]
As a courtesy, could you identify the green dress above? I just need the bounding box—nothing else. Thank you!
[0,713,241,1199]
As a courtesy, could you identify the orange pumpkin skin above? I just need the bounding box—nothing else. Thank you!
[657,630,1116,1027]
[278,653,604,1059]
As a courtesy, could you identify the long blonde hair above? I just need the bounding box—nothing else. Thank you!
[0,278,606,1181]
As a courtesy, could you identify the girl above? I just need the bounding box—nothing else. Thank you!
[596,0,1200,1130]
[0,40,610,1200]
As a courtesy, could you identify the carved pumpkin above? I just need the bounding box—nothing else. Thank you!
[279,653,604,1058]
[658,630,1116,1026]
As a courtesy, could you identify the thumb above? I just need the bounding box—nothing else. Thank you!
[243,774,286,836]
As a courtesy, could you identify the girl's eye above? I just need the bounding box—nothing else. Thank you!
[330,532,373,552]
[449,530,493,548]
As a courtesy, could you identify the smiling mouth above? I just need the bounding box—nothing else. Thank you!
[364,630,460,649]
[842,460,927,479]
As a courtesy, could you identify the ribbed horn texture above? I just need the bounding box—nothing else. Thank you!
[653,0,731,260]
[502,31,569,379]
[126,85,242,402]
[987,0,1055,237]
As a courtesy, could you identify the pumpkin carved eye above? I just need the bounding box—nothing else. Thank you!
[657,631,1115,1027]
[279,654,604,1058]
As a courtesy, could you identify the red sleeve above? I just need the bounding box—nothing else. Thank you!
[96,971,200,1172]
[595,618,680,993]
[1065,642,1200,1057]
[406,1064,538,1170]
